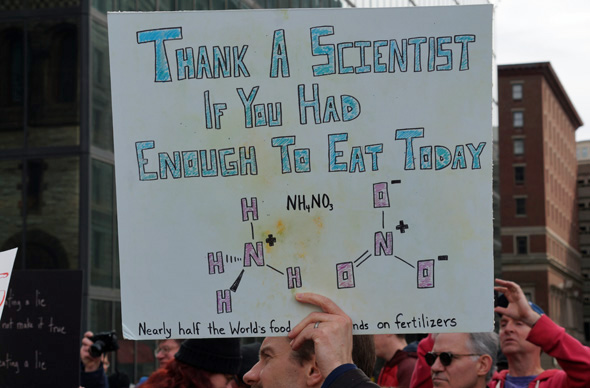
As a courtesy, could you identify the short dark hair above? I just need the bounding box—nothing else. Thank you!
[291,339,315,366]
[291,335,376,378]
[352,335,376,378]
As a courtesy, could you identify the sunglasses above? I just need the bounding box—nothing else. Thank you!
[424,352,482,367]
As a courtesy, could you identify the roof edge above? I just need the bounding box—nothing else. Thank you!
[498,62,583,129]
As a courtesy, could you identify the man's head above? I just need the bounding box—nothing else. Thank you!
[499,315,541,358]
[243,337,319,388]
[428,332,498,388]
[244,335,375,388]
[374,334,407,360]
[352,335,376,377]
[155,339,181,367]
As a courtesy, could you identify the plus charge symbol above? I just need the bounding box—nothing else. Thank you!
[266,234,277,246]
[396,220,409,233]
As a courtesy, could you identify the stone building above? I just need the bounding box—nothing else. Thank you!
[0,0,344,380]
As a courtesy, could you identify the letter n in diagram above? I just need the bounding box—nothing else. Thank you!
[417,259,434,288]
[336,262,355,289]
[286,267,302,289]
[243,242,265,267]
[374,231,393,256]
[216,289,232,313]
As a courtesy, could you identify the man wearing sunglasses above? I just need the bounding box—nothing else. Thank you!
[491,279,590,388]
[410,279,590,388]
[410,332,498,388]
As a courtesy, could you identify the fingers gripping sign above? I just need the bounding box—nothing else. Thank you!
[494,278,541,327]
[288,293,354,377]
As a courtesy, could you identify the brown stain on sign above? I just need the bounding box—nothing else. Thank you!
[276,219,286,235]
[296,241,307,259]
[261,215,327,261]
[313,216,323,230]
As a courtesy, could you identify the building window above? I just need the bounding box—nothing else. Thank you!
[512,83,523,100]
[91,159,117,288]
[513,138,524,155]
[514,166,525,185]
[516,236,528,254]
[513,111,524,128]
[515,197,526,216]
[2,28,24,105]
[55,29,77,103]
[22,159,46,214]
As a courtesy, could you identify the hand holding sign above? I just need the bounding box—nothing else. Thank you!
[289,293,354,377]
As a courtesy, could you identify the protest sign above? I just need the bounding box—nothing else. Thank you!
[108,5,494,339]
[0,270,82,387]
[0,248,17,321]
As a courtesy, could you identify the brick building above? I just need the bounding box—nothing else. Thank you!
[498,62,584,341]
[576,140,590,343]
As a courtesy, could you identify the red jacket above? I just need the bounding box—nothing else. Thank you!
[377,350,417,388]
[409,334,435,388]
[409,315,590,388]
[490,315,590,388]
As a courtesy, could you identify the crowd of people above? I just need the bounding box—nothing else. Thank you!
[80,279,590,388]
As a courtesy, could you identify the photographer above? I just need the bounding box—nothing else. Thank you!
[80,331,114,388]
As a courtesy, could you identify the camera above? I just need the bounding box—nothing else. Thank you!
[90,331,120,357]
[494,290,509,309]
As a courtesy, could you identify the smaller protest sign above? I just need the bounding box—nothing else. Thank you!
[0,270,82,388]
[0,248,17,320]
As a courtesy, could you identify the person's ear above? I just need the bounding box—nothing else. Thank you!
[477,354,493,377]
[305,359,324,387]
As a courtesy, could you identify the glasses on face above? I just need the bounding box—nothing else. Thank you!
[154,346,178,357]
[425,352,482,367]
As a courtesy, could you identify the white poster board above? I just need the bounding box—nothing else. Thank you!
[0,248,18,321]
[108,5,494,339]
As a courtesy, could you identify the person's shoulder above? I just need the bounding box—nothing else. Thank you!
[403,341,418,353]
[489,368,508,385]
[393,350,417,366]
[326,367,380,388]
[535,368,566,381]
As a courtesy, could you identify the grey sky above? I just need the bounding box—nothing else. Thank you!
[494,0,590,140]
